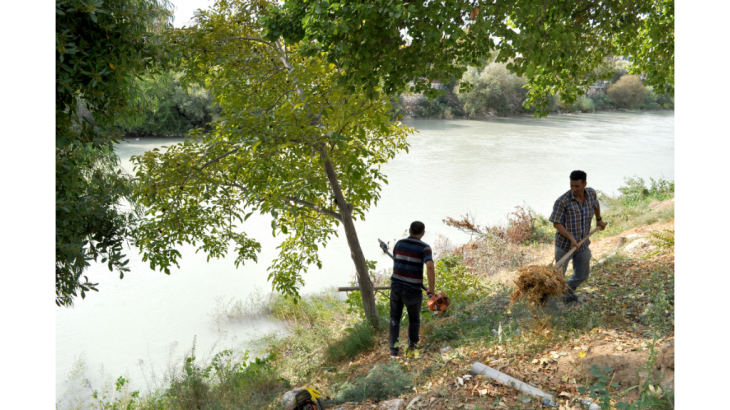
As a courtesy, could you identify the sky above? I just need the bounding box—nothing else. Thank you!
[170,0,214,27]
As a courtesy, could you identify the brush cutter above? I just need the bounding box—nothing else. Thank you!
[378,238,451,315]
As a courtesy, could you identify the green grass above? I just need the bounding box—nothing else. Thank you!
[325,320,377,363]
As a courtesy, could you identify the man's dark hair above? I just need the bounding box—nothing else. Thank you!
[410,221,425,236]
[570,170,587,183]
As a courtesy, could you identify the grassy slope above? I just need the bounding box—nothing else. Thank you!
[89,179,674,410]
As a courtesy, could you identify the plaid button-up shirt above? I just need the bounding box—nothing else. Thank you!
[549,187,599,252]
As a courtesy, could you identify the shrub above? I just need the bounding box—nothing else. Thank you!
[589,93,612,110]
[413,96,447,118]
[574,97,595,112]
[655,90,674,109]
[649,229,674,250]
[616,176,674,206]
[526,210,555,244]
[457,62,529,117]
[435,254,493,304]
[120,71,221,136]
[607,75,648,109]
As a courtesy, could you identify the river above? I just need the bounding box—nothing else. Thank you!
[56,111,673,405]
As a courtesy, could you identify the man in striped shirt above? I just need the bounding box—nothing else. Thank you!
[550,170,607,303]
[389,221,435,357]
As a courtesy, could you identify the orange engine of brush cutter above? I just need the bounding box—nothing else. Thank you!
[427,292,451,314]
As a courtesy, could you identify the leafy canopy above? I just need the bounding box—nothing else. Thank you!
[132,0,413,298]
[56,0,173,306]
[262,0,674,116]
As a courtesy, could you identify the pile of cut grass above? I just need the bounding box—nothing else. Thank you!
[510,264,567,307]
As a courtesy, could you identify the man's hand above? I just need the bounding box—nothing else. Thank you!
[427,286,435,297]
[597,220,607,231]
[570,237,579,250]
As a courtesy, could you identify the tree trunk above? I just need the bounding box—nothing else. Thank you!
[322,156,381,329]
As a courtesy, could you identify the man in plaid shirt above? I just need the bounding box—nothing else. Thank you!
[550,170,607,303]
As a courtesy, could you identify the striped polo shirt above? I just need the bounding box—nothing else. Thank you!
[390,237,433,292]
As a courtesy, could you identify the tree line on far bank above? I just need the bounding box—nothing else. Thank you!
[121,58,673,138]
[401,58,674,119]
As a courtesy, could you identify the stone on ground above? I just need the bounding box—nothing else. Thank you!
[379,398,404,410]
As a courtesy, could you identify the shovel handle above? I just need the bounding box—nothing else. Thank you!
[555,226,602,270]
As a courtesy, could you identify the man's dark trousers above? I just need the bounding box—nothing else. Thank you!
[389,287,423,356]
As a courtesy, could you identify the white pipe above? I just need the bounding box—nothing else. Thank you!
[471,362,558,407]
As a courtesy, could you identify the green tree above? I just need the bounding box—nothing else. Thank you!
[608,75,648,109]
[121,71,222,136]
[262,0,674,116]
[592,58,632,84]
[456,62,528,117]
[131,0,413,327]
[56,0,173,306]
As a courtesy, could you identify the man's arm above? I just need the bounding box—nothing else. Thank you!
[426,260,435,295]
[553,222,579,250]
[595,200,607,230]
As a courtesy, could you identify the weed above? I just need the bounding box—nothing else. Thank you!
[151,342,281,410]
[639,270,674,335]
[577,365,626,410]
[649,230,674,250]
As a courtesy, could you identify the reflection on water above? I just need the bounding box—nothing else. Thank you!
[56,111,673,404]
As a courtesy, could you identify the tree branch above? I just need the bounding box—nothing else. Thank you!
[215,36,278,50]
[216,182,342,221]
[284,196,342,221]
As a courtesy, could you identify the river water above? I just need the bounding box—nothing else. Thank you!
[56,111,673,404]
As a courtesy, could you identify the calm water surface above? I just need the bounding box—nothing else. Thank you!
[56,111,673,404]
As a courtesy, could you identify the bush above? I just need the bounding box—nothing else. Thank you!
[656,90,674,109]
[574,97,595,112]
[616,176,674,206]
[526,210,555,244]
[332,362,413,403]
[457,62,529,117]
[435,254,493,304]
[413,96,447,118]
[607,75,648,109]
[120,71,221,136]
[649,229,674,250]
[590,93,612,110]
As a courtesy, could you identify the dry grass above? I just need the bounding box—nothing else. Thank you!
[510,264,568,307]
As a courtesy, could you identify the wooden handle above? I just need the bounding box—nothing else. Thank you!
[555,226,602,269]
[337,286,392,292]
